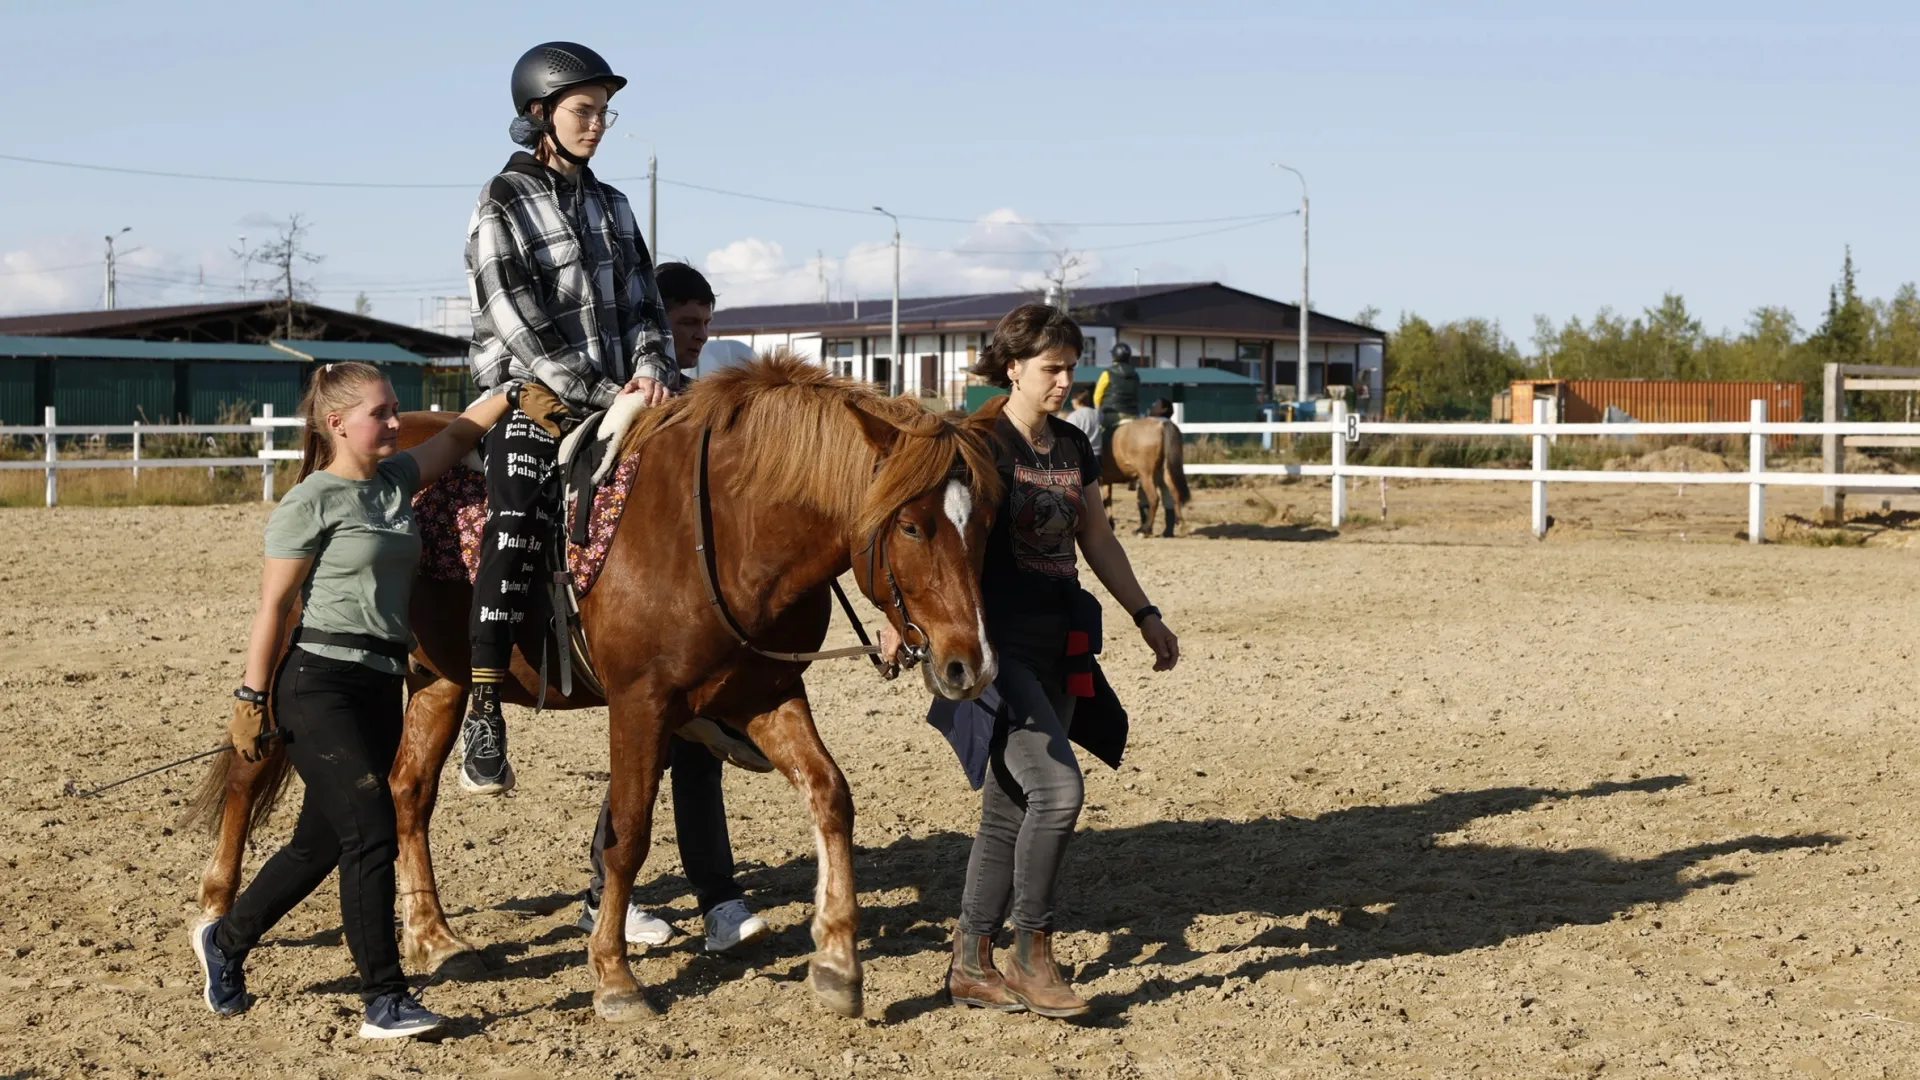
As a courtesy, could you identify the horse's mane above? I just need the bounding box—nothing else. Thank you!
[620,351,1001,537]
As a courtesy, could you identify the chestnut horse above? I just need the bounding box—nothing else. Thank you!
[185,355,1002,1022]
[1100,416,1191,537]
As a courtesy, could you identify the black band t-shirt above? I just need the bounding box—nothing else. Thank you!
[981,413,1101,619]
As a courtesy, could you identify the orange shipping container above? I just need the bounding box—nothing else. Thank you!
[1509,379,1803,444]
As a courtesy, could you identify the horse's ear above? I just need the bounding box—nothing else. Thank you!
[845,400,900,454]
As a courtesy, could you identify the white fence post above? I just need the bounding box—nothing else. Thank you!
[1748,398,1766,545]
[43,406,56,508]
[1171,401,1185,426]
[131,420,141,485]
[1330,399,1348,526]
[260,404,276,503]
[1530,398,1549,538]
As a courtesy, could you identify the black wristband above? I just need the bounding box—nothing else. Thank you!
[234,685,269,705]
[1131,604,1161,628]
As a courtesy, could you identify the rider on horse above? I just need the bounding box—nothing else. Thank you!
[462,41,675,794]
[1093,341,1141,426]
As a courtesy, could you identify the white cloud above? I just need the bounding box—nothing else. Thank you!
[0,238,256,315]
[701,210,1109,308]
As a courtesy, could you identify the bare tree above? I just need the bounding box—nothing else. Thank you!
[1032,248,1088,311]
[232,214,325,340]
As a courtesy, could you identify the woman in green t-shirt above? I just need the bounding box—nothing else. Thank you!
[189,361,508,1039]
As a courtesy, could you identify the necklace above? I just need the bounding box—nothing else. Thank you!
[1006,411,1053,453]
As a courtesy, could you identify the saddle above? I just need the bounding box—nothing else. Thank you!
[412,393,650,705]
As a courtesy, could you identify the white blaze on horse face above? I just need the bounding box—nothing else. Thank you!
[944,479,973,549]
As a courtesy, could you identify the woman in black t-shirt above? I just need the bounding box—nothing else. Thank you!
[944,304,1180,1018]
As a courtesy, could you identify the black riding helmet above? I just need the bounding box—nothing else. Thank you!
[1110,341,1133,364]
[508,42,627,160]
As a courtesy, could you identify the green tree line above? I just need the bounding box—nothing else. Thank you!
[1379,250,1920,420]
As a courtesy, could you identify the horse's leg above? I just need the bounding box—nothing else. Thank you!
[590,684,675,1022]
[1136,478,1155,536]
[192,746,290,920]
[392,675,481,973]
[1156,470,1177,537]
[749,689,863,1018]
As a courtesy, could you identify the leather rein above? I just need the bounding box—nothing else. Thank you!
[691,425,932,673]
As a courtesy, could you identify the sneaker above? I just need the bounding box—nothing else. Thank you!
[704,899,770,953]
[459,685,515,795]
[358,991,446,1040]
[575,896,674,946]
[189,918,250,1017]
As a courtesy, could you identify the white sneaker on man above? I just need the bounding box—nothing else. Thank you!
[575,897,674,946]
[704,899,771,953]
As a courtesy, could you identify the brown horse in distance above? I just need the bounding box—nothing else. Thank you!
[1100,417,1191,537]
[186,354,1002,1022]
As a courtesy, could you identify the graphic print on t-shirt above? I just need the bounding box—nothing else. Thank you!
[1009,464,1084,577]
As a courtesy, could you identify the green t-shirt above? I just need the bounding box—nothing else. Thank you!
[264,452,423,675]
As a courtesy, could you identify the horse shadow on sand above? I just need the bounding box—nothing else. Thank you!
[1190,522,1338,542]
[728,773,1837,1023]
[299,773,1839,1025]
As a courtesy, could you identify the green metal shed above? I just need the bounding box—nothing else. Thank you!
[269,340,435,411]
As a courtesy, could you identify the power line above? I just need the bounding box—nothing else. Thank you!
[0,151,1282,229]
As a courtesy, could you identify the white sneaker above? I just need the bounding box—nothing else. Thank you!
[575,898,674,946]
[704,899,770,953]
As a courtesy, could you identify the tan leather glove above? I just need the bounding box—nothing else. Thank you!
[229,699,268,762]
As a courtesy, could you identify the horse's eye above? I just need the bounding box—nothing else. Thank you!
[900,521,923,540]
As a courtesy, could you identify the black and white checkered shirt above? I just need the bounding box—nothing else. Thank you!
[466,153,675,414]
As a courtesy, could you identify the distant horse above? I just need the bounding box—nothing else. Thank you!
[1100,417,1190,537]
[187,354,1002,1022]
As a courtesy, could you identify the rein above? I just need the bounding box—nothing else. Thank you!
[692,425,917,672]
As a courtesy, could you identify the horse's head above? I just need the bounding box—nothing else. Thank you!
[847,400,1002,701]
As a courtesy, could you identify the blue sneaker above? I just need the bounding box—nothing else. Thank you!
[359,991,446,1040]
[190,919,250,1017]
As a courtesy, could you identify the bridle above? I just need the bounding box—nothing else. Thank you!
[691,424,958,674]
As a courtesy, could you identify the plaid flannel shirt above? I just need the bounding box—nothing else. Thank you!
[466,153,675,414]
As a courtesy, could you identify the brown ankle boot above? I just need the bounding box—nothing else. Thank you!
[948,930,1025,1011]
[1002,929,1090,1018]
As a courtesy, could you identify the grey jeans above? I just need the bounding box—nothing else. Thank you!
[959,615,1084,935]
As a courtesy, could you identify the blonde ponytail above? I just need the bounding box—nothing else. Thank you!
[294,361,386,480]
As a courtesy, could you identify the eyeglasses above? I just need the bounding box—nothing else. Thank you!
[560,105,618,130]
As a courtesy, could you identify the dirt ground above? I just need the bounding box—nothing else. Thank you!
[3,483,1919,1079]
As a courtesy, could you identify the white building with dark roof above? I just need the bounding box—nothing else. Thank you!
[707,281,1387,414]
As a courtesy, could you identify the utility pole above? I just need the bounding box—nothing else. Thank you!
[1274,163,1310,404]
[818,250,828,306]
[873,206,902,395]
[648,146,658,259]
[103,227,130,310]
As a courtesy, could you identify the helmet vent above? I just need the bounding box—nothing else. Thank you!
[544,49,585,76]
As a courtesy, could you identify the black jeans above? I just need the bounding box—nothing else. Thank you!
[470,408,558,675]
[217,650,407,1002]
[959,613,1084,935]
[588,737,744,915]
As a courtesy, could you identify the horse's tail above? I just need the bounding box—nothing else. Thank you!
[1160,419,1191,507]
[178,738,294,837]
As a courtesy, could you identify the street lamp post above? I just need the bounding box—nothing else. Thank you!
[104,227,131,311]
[873,206,901,396]
[1273,163,1309,407]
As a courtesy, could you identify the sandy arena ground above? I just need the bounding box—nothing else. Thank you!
[2,481,1919,1078]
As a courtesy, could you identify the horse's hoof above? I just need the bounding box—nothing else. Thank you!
[430,948,490,981]
[405,935,481,976]
[594,987,659,1023]
[808,964,865,1018]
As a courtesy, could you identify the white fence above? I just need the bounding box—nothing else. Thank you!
[1182,399,1920,543]
[0,405,432,507]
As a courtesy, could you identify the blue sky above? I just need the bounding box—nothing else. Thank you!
[2,1,1915,349]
